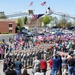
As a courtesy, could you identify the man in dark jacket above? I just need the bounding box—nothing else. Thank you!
[6,64,17,75]
[3,59,8,72]
[14,58,22,75]
[67,54,75,75]
[58,55,62,75]
[51,54,59,75]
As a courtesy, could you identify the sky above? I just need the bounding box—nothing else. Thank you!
[0,0,75,17]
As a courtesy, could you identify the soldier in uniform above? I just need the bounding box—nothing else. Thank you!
[14,52,17,61]
[21,52,23,67]
[23,52,26,68]
[38,50,42,60]
[24,52,27,68]
[32,57,40,75]
[14,52,17,58]
[29,51,33,67]
[6,51,10,59]
[27,52,30,67]
[19,52,22,62]
[17,52,19,58]
[32,51,35,63]
[40,49,44,60]
[35,51,38,59]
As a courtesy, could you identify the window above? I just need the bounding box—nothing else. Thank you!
[9,30,12,33]
[9,24,12,27]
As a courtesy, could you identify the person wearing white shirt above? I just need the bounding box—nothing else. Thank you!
[32,57,40,75]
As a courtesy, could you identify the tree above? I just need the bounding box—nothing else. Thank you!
[57,17,68,28]
[43,15,51,26]
[66,22,72,27]
[16,24,21,33]
[15,26,20,33]
[50,16,58,26]
[72,20,75,26]
[28,10,34,15]
[17,18,22,32]
[24,16,28,24]
[0,12,7,19]
[18,18,22,28]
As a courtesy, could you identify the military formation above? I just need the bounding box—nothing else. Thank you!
[5,43,53,69]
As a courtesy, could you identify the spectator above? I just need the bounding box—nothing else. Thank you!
[32,57,40,75]
[0,46,4,59]
[67,54,75,75]
[3,59,8,72]
[58,55,62,75]
[48,57,53,75]
[61,54,67,75]
[6,64,17,75]
[8,57,14,68]
[51,54,59,75]
[14,58,22,75]
[40,57,47,75]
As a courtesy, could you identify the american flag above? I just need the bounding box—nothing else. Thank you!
[29,2,33,6]
[41,1,46,6]
[30,14,44,24]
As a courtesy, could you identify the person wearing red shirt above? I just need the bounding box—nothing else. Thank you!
[40,58,47,75]
[48,59,53,69]
[48,59,53,75]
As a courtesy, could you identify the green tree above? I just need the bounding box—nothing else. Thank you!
[72,20,75,26]
[15,26,20,33]
[58,17,68,28]
[51,16,58,26]
[17,18,22,32]
[18,18,22,28]
[66,22,72,27]
[43,15,51,26]
[16,24,21,33]
[24,16,28,24]
[0,12,7,19]
[28,10,34,15]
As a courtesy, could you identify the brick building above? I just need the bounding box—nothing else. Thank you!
[0,20,17,34]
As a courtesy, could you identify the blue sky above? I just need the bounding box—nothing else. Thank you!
[0,0,75,16]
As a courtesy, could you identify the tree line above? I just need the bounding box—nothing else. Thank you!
[0,12,75,33]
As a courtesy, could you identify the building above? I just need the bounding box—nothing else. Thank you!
[0,19,17,34]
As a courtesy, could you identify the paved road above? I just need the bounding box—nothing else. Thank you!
[0,34,15,42]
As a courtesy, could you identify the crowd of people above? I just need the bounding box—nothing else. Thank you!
[0,28,75,75]
[3,50,75,75]
[3,59,29,75]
